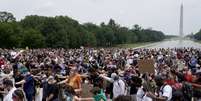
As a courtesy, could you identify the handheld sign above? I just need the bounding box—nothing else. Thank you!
[138,59,155,74]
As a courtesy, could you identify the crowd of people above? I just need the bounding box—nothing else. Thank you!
[0,47,201,101]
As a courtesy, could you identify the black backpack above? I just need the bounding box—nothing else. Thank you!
[182,82,193,101]
[171,87,184,101]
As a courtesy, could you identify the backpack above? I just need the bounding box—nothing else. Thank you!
[115,78,129,95]
[122,79,129,95]
[182,82,193,101]
[171,84,184,101]
[160,84,182,101]
[120,76,129,94]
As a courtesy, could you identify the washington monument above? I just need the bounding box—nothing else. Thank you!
[179,3,183,37]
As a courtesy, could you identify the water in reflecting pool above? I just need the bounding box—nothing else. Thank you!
[144,39,201,49]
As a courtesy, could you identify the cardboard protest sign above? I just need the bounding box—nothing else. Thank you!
[138,59,155,74]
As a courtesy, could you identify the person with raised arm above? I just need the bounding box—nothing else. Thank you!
[99,72,126,99]
[58,65,82,94]
[2,79,16,101]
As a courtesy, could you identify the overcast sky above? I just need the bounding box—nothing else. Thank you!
[0,0,201,35]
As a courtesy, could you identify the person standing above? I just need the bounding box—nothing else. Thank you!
[91,87,107,101]
[3,79,16,101]
[16,71,35,101]
[146,76,172,101]
[12,89,27,101]
[58,66,82,94]
[46,76,59,101]
[100,73,126,99]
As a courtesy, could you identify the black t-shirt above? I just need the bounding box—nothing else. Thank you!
[42,81,48,101]
[130,84,138,95]
[133,59,138,66]
[89,74,103,88]
[47,83,59,101]
[14,75,24,88]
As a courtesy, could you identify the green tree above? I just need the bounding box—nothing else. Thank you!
[0,13,166,48]
[0,11,16,22]
[20,15,46,29]
[0,22,22,48]
[194,29,201,40]
[133,24,142,31]
[21,29,45,48]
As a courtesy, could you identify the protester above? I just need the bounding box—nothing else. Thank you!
[146,76,172,101]
[100,72,126,99]
[91,87,107,101]
[46,76,59,101]
[2,79,16,101]
[58,66,82,94]
[12,89,27,101]
[0,47,201,101]
[15,71,35,101]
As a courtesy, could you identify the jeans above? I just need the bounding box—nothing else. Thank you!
[26,93,33,101]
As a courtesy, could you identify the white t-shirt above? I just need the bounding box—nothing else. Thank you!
[159,85,172,101]
[136,87,144,101]
[127,58,133,65]
[136,87,152,101]
[101,76,126,98]
[3,87,16,101]
[113,79,126,98]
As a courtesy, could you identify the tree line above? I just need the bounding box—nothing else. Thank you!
[0,11,166,48]
[193,29,201,40]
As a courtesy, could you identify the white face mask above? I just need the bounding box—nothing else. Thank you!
[84,80,89,84]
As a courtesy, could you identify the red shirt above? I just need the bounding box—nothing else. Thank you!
[185,73,193,82]
[165,79,176,86]
[0,59,5,67]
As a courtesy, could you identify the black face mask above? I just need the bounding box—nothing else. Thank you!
[113,76,119,81]
[156,81,164,87]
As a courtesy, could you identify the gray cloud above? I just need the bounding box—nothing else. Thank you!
[0,0,201,35]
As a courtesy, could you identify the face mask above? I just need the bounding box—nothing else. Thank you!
[156,81,163,87]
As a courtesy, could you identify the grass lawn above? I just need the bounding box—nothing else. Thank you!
[115,42,153,48]
[196,41,201,43]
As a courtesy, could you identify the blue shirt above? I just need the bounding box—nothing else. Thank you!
[23,75,35,94]
[190,58,197,67]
